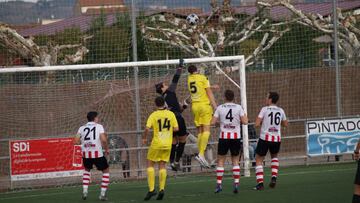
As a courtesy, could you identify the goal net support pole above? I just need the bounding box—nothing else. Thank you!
[239,59,250,177]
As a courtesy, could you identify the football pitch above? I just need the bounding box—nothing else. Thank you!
[0,162,355,203]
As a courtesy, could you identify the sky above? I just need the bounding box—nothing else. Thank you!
[0,0,38,2]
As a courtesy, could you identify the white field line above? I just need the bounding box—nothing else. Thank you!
[0,167,355,201]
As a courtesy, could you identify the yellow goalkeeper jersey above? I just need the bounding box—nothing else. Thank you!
[146,109,178,149]
[187,74,211,104]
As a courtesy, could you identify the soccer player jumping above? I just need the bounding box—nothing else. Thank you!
[211,90,248,194]
[155,59,188,171]
[74,112,110,201]
[187,64,217,167]
[143,96,179,201]
[254,92,288,190]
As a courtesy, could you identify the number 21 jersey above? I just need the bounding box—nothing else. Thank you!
[78,122,105,158]
[258,106,286,142]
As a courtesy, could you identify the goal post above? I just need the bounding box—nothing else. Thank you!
[0,55,250,189]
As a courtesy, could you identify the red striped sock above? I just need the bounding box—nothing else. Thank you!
[271,158,279,177]
[83,171,91,192]
[101,173,110,195]
[255,165,264,183]
[233,165,240,184]
[216,167,224,184]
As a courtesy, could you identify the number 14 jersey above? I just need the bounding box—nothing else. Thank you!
[214,103,245,140]
[258,106,286,142]
[78,122,105,159]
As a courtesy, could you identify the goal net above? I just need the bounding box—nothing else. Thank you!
[0,56,250,190]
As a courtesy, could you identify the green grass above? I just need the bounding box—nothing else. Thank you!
[0,163,355,203]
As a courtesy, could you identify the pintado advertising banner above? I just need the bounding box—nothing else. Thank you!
[306,118,360,157]
[10,138,83,181]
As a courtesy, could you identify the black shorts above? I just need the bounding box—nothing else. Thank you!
[217,139,242,156]
[255,139,281,156]
[174,115,188,137]
[83,156,109,171]
[355,160,360,185]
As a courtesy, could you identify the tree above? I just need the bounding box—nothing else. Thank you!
[259,0,360,65]
[0,23,91,66]
[140,0,291,69]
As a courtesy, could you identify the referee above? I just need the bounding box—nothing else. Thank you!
[155,59,188,171]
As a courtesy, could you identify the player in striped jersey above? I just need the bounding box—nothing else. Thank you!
[187,65,217,167]
[74,111,110,201]
[142,96,179,201]
[254,92,288,191]
[211,90,248,194]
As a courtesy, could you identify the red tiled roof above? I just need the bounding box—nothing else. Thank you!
[145,7,203,17]
[18,14,117,37]
[232,0,360,21]
[85,7,127,15]
[78,0,125,7]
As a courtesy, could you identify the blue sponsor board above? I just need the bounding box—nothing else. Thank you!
[306,118,360,156]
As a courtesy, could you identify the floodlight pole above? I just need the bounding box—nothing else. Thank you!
[131,0,142,177]
[333,0,341,117]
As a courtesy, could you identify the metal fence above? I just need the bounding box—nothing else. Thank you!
[0,0,359,191]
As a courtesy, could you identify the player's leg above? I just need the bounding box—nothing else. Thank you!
[174,116,188,169]
[269,142,281,188]
[353,160,360,203]
[82,168,91,200]
[99,167,110,201]
[230,139,241,194]
[157,161,167,200]
[254,139,268,190]
[82,158,93,200]
[215,139,228,193]
[144,148,157,201]
[354,185,360,203]
[169,136,178,171]
[197,104,213,167]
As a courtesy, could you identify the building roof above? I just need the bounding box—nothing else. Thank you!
[85,7,127,15]
[18,14,117,37]
[233,0,360,21]
[78,0,125,7]
[145,7,203,17]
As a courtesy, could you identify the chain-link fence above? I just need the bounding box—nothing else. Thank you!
[0,0,359,191]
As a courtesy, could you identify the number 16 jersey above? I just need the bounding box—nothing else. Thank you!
[78,122,105,159]
[214,103,245,140]
[258,106,286,142]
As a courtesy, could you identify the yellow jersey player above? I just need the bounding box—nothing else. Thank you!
[142,96,179,201]
[187,65,217,167]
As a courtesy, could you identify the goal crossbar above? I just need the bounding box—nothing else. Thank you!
[0,55,245,73]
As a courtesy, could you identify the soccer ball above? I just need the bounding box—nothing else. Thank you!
[186,13,199,26]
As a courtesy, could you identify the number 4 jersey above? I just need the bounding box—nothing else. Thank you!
[78,122,105,159]
[258,105,287,142]
[214,103,245,139]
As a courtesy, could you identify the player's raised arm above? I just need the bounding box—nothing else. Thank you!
[167,61,183,93]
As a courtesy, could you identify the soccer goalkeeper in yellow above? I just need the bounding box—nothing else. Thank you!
[142,96,179,201]
[187,65,217,167]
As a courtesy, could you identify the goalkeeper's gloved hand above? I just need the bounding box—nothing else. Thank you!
[179,58,185,67]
